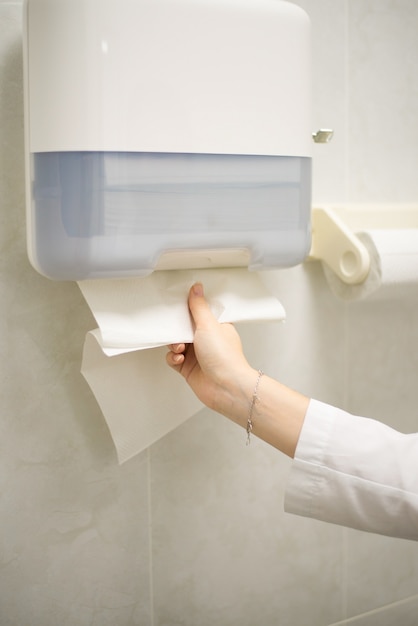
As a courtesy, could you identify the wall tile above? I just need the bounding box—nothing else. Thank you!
[251,264,346,405]
[343,298,418,617]
[344,3,418,611]
[0,5,152,624]
[151,409,343,626]
[347,0,418,202]
[344,530,418,619]
[347,299,418,431]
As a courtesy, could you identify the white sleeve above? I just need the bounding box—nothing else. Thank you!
[284,399,418,541]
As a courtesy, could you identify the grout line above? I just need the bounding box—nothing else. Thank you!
[328,592,418,625]
[344,0,350,203]
[342,0,351,598]
[342,0,351,414]
[147,447,155,626]
[340,305,350,621]
[341,527,348,620]
[342,283,350,410]
[341,4,352,617]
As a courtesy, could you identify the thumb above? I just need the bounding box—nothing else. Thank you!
[188,283,217,330]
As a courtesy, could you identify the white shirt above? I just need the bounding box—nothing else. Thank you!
[284,399,418,541]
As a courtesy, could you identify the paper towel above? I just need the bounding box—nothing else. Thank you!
[79,268,286,462]
[322,229,418,301]
[81,334,204,463]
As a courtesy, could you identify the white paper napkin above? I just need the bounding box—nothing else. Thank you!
[78,268,286,354]
[79,268,286,462]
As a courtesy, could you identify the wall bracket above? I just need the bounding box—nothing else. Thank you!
[309,204,418,285]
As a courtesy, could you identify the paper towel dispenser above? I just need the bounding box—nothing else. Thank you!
[23,0,312,280]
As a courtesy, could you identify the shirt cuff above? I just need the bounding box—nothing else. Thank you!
[284,398,341,518]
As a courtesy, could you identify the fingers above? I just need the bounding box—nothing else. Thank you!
[166,283,215,373]
[167,342,188,369]
[169,343,186,354]
[166,350,185,367]
[188,283,217,330]
[166,342,185,368]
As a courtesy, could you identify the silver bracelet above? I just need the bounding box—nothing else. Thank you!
[246,370,263,445]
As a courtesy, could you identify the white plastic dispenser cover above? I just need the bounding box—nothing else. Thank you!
[23,0,312,280]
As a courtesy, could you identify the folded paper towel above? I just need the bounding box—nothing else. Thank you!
[81,335,204,463]
[322,229,418,301]
[78,268,286,354]
[79,269,286,462]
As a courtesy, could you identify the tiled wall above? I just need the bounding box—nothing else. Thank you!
[1,1,417,625]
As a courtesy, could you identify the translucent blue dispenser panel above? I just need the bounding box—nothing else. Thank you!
[30,151,311,280]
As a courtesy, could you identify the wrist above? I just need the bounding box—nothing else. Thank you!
[216,367,309,458]
[217,366,261,427]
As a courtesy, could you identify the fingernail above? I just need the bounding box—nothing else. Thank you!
[192,283,203,297]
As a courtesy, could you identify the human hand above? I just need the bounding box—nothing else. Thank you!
[167,283,308,456]
[166,283,257,418]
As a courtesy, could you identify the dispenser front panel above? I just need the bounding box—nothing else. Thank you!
[24,0,311,157]
[29,152,311,279]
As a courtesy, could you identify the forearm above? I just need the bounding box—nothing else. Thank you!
[216,367,309,458]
